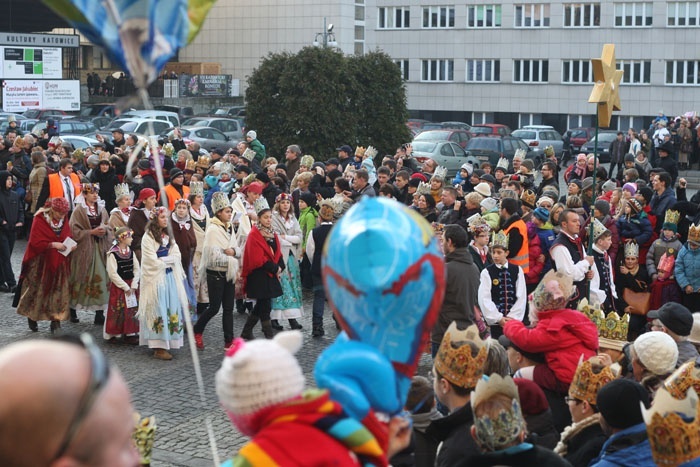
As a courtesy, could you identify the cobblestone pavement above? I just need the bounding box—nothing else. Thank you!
[1,239,432,466]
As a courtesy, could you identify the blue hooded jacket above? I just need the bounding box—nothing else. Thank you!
[589,422,654,467]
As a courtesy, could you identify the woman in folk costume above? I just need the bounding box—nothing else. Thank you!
[240,197,285,340]
[128,187,157,262]
[270,192,304,331]
[230,181,259,313]
[193,192,241,350]
[105,226,140,344]
[188,181,210,320]
[68,183,113,325]
[14,197,75,333]
[171,198,197,319]
[137,206,188,360]
[108,182,133,230]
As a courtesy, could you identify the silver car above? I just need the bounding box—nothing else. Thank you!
[181,117,243,140]
[411,141,478,179]
[164,126,238,152]
[512,125,564,158]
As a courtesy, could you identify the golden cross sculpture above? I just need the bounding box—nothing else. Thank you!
[588,44,623,128]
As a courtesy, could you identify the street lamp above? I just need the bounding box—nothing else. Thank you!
[313,17,337,47]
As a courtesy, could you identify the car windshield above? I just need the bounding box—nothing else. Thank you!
[79,106,102,117]
[24,110,40,119]
[512,130,536,139]
[589,134,617,144]
[412,142,437,152]
[470,126,493,134]
[116,122,138,132]
[211,108,228,115]
[415,130,451,141]
[467,138,500,151]
[571,130,588,138]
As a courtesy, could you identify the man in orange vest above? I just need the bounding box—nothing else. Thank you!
[36,158,82,213]
[499,197,529,274]
[161,167,190,211]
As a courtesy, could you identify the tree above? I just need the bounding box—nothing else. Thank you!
[245,47,411,160]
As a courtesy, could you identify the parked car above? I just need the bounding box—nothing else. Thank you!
[23,109,68,120]
[120,110,180,128]
[79,104,117,118]
[0,119,38,134]
[162,126,237,151]
[464,135,534,168]
[61,115,113,130]
[154,105,195,120]
[181,117,243,140]
[205,106,245,118]
[440,121,472,131]
[31,120,99,136]
[565,127,596,154]
[470,124,512,136]
[413,129,471,148]
[406,119,431,130]
[61,135,101,151]
[512,125,565,157]
[100,118,173,138]
[411,141,479,179]
[579,131,618,163]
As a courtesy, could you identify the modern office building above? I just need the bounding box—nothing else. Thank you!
[179,1,700,130]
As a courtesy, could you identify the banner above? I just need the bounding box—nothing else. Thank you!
[2,80,80,112]
[1,46,63,79]
[178,74,232,97]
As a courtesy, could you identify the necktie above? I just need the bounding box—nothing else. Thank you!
[63,177,73,211]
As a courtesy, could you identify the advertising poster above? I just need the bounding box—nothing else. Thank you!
[1,47,62,79]
[2,80,80,112]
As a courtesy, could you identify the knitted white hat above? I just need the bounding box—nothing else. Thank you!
[633,331,678,376]
[480,197,498,212]
[216,331,305,418]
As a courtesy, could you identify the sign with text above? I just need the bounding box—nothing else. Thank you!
[0,32,79,48]
[2,80,80,112]
[1,46,62,79]
[178,74,232,97]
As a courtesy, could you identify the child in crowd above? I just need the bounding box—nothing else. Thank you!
[589,219,618,312]
[675,223,700,311]
[104,227,140,344]
[647,210,683,310]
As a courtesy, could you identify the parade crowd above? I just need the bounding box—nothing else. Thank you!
[1,112,700,466]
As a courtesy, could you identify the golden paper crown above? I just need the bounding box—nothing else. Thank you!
[434,322,487,389]
[189,181,204,197]
[133,412,157,465]
[592,218,610,242]
[491,230,509,250]
[163,142,174,157]
[665,209,681,226]
[624,239,639,258]
[196,155,211,169]
[568,357,616,405]
[642,387,700,467]
[433,166,448,180]
[689,223,700,244]
[416,181,432,196]
[300,154,315,167]
[185,159,196,172]
[665,361,700,400]
[579,299,629,350]
[114,183,130,201]
[72,148,85,160]
[520,189,536,208]
[355,146,366,158]
[544,145,555,157]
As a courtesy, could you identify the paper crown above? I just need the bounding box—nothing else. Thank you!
[579,299,629,351]
[568,357,616,405]
[416,181,432,196]
[196,155,211,169]
[689,223,700,244]
[13,135,24,148]
[163,142,174,157]
[81,182,100,194]
[355,146,366,158]
[665,209,681,226]
[241,148,256,162]
[514,148,526,160]
[544,145,555,157]
[624,239,639,258]
[467,213,491,234]
[642,386,700,467]
[433,166,448,180]
[189,181,204,197]
[434,322,487,389]
[133,413,157,465]
[253,197,270,215]
[211,191,230,214]
[496,157,509,171]
[365,146,378,160]
[471,374,527,452]
[115,226,133,240]
[491,230,509,250]
[520,189,536,208]
[219,162,233,175]
[114,183,130,201]
[72,148,84,160]
[300,154,315,168]
[185,159,196,172]
[592,218,610,242]
[665,361,700,400]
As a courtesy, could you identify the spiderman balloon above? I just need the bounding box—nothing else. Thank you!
[315,197,446,420]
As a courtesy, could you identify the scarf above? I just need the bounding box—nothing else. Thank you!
[21,210,71,287]
[199,216,239,283]
[172,212,191,230]
[242,225,281,288]
[554,413,601,457]
[257,223,275,239]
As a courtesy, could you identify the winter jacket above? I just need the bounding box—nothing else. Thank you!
[589,422,655,467]
[298,206,318,250]
[675,245,700,289]
[525,222,544,286]
[504,308,599,384]
[426,403,480,467]
[431,247,480,344]
[654,155,679,186]
[248,138,266,162]
[646,235,683,277]
[462,444,574,467]
[650,187,677,226]
[0,171,23,231]
[536,223,556,274]
[617,212,653,246]
[560,419,607,467]
[482,209,500,231]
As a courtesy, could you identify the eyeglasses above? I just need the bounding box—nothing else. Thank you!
[564,396,581,404]
[52,333,111,461]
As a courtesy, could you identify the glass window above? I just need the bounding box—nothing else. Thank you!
[514,3,551,27]
[422,6,455,28]
[614,2,653,26]
[466,59,500,82]
[562,60,593,83]
[468,5,502,27]
[617,60,652,84]
[563,3,601,27]
[378,6,410,28]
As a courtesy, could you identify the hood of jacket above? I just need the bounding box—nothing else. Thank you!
[446,247,475,266]
[0,170,10,192]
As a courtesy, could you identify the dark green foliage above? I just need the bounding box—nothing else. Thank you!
[245,47,411,160]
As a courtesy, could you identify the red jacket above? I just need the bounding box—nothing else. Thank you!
[525,223,544,286]
[504,308,599,384]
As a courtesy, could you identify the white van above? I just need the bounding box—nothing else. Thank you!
[120,110,179,128]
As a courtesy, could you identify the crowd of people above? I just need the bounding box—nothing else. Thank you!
[1,113,700,465]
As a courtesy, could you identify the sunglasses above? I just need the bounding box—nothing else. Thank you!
[52,333,111,461]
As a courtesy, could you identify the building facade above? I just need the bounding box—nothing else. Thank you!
[177,1,700,131]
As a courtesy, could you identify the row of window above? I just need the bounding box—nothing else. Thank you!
[377,2,700,29]
[394,59,700,85]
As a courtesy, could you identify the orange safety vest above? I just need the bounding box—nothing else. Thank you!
[48,172,81,199]
[503,219,529,274]
[161,183,190,211]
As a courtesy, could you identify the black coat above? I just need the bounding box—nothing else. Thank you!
[0,172,23,230]
[563,422,607,467]
[425,403,480,467]
[90,167,119,213]
[245,237,285,299]
[463,443,574,467]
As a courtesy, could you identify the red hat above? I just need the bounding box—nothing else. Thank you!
[138,188,156,201]
[410,173,427,182]
[48,197,70,215]
[513,378,549,415]
[240,181,263,195]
